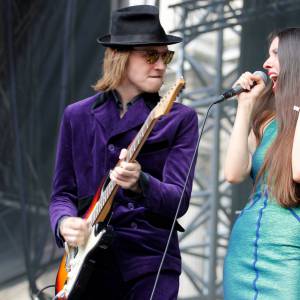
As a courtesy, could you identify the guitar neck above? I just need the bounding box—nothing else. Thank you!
[88,111,157,225]
[127,110,157,162]
[87,78,185,226]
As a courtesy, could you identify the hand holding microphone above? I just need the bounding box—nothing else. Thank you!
[228,71,268,102]
[213,71,268,104]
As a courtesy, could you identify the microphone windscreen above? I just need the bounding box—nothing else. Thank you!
[253,70,268,85]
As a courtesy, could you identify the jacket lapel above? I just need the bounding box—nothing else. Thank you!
[91,93,120,137]
[109,97,150,139]
[91,92,158,141]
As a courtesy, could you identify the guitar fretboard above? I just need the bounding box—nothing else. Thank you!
[86,78,185,226]
[88,110,155,225]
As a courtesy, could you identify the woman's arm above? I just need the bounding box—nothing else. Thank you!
[224,72,265,183]
[224,104,256,183]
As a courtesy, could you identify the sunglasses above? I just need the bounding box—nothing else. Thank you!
[131,49,174,65]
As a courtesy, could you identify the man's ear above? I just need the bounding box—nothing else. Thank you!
[112,49,118,57]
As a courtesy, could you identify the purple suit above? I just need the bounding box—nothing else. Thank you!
[49,91,198,288]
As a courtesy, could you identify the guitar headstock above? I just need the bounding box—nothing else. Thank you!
[152,77,185,119]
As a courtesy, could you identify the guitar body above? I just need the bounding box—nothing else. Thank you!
[55,229,106,300]
[55,182,116,300]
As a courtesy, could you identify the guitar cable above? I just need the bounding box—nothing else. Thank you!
[33,284,55,299]
[149,98,222,300]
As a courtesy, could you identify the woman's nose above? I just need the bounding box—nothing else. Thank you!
[263,57,271,70]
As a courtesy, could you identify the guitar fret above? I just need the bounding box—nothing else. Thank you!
[108,182,113,193]
[96,203,100,216]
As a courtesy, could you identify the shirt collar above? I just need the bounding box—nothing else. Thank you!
[112,90,142,111]
[91,90,160,111]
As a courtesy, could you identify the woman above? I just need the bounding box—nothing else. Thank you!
[49,5,198,300]
[223,27,300,299]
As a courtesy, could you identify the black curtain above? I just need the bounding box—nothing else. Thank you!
[0,0,111,296]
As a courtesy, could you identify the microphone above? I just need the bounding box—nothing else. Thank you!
[222,70,268,100]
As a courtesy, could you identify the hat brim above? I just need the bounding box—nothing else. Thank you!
[97,34,182,47]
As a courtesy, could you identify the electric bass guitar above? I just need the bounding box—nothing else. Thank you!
[54,78,185,300]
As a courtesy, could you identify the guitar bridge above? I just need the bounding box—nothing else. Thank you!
[64,242,78,272]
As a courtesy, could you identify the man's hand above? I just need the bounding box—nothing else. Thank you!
[59,216,91,247]
[110,148,141,192]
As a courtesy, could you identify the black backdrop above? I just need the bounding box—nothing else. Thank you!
[0,0,110,297]
[2,0,300,298]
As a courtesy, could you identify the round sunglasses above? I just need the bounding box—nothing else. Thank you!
[131,49,174,65]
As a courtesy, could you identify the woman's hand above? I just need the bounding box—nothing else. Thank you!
[59,217,91,247]
[234,71,266,106]
[110,148,142,192]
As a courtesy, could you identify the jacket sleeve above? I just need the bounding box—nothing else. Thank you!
[141,109,199,218]
[49,107,78,247]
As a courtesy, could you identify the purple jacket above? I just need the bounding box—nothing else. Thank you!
[49,91,199,281]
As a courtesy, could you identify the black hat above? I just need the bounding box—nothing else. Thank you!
[97,5,182,47]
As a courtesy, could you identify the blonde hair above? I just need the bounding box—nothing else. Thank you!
[93,48,131,92]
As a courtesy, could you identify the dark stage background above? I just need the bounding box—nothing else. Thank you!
[0,0,110,297]
[1,0,300,299]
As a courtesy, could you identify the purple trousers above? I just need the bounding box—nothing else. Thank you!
[83,248,179,300]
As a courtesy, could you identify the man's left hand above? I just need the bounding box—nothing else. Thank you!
[110,148,141,193]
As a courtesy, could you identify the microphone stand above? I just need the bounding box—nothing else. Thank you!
[149,95,226,300]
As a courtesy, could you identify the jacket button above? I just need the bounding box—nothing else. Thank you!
[108,144,115,152]
[128,202,134,210]
[131,222,137,229]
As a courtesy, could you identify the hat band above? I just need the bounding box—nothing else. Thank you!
[110,33,167,43]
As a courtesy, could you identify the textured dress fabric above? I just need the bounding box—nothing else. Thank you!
[224,119,300,300]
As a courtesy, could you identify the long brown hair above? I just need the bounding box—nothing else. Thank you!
[253,28,300,207]
[251,82,275,143]
[93,48,131,92]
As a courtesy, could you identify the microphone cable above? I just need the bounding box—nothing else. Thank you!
[149,98,221,300]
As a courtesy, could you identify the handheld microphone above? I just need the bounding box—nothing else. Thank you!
[222,70,268,99]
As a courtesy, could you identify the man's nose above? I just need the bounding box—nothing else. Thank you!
[154,56,167,70]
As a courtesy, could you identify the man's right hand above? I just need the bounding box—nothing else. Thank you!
[59,217,91,247]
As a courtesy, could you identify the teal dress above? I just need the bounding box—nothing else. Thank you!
[224,119,300,299]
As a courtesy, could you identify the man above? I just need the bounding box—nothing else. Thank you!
[49,5,198,299]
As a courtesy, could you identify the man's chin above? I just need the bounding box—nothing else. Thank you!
[144,83,163,93]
